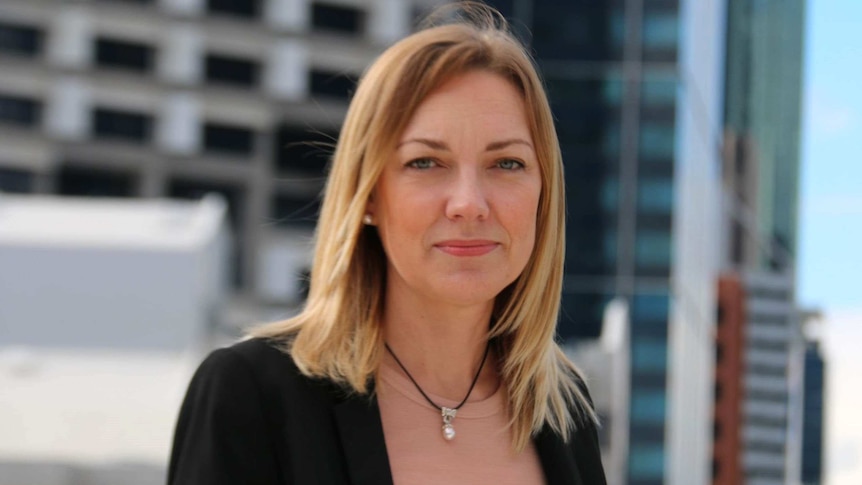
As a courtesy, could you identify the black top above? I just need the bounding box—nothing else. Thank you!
[167,338,607,485]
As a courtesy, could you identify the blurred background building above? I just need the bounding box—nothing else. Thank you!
[717,1,823,485]
[484,1,724,484]
[0,0,822,484]
[0,0,430,483]
[0,0,432,325]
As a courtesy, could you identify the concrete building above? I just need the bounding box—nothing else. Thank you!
[741,272,807,485]
[0,0,435,312]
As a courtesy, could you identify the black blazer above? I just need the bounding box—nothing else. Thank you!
[168,338,607,485]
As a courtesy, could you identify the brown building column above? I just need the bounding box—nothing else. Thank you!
[713,274,746,485]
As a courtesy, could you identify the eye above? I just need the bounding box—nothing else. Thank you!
[496,158,526,170]
[406,158,438,169]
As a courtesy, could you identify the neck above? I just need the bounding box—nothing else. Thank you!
[382,290,499,403]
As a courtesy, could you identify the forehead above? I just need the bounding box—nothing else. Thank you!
[399,70,532,141]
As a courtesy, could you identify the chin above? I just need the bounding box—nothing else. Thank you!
[430,281,510,308]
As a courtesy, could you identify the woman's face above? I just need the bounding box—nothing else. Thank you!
[369,70,542,309]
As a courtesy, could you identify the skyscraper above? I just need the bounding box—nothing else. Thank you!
[484,1,725,484]
[720,0,811,484]
[724,0,806,273]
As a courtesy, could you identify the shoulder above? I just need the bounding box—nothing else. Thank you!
[191,337,334,402]
[208,337,354,408]
[216,337,300,376]
[168,338,305,483]
[568,376,607,483]
[188,338,296,389]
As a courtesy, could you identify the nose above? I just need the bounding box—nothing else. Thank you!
[444,169,490,221]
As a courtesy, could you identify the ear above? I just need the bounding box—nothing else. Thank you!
[364,194,376,225]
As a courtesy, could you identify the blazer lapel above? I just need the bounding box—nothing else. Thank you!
[333,394,394,485]
[534,426,584,485]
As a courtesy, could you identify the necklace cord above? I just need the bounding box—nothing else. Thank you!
[384,341,491,411]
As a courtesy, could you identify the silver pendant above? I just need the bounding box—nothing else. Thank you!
[441,407,457,441]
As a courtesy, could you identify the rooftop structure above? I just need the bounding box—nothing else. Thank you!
[0,194,229,351]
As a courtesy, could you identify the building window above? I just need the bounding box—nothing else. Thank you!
[637,177,674,214]
[558,291,614,340]
[563,213,618,276]
[732,219,744,264]
[642,10,679,62]
[203,122,255,156]
[633,294,670,323]
[635,230,672,269]
[309,69,356,101]
[628,444,665,479]
[207,0,261,19]
[94,37,155,72]
[271,193,321,228]
[0,22,42,56]
[204,53,260,87]
[92,107,153,143]
[0,168,34,193]
[58,165,136,197]
[643,12,679,51]
[601,178,619,213]
[0,94,41,127]
[630,421,666,444]
[633,339,668,373]
[275,124,338,176]
[639,122,676,161]
[531,3,624,61]
[642,78,678,107]
[312,3,365,35]
[545,76,621,157]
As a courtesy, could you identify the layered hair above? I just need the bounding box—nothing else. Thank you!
[253,3,597,450]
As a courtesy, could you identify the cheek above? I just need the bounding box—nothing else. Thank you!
[498,196,541,265]
[376,190,430,253]
[507,187,541,233]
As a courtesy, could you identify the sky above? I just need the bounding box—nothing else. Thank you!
[797,1,862,484]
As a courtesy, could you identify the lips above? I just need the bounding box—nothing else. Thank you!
[434,240,499,257]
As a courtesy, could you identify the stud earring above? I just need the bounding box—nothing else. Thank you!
[363,214,373,225]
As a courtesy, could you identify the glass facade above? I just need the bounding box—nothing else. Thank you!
[531,1,625,61]
[545,75,620,281]
[724,0,806,271]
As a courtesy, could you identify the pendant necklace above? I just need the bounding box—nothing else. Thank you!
[384,341,490,441]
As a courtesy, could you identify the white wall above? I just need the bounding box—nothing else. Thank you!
[0,246,197,350]
[666,0,727,484]
[0,198,229,352]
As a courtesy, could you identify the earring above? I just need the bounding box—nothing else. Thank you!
[363,214,373,225]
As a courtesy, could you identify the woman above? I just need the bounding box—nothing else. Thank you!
[168,4,606,484]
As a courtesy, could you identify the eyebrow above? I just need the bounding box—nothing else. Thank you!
[397,137,534,151]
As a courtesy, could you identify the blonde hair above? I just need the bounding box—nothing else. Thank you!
[253,2,597,450]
